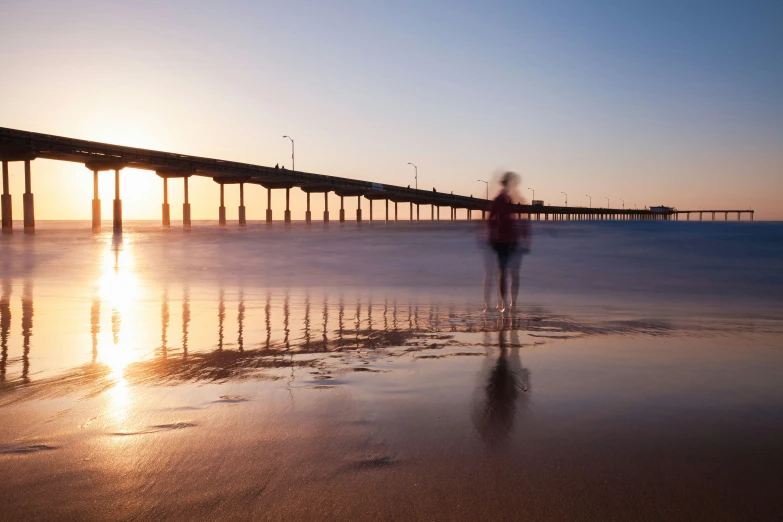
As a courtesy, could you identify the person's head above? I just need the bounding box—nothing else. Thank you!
[500,171,520,189]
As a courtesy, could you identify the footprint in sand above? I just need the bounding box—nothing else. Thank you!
[214,395,250,403]
[0,443,59,455]
[110,421,197,436]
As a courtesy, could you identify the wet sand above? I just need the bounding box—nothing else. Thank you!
[1,223,782,520]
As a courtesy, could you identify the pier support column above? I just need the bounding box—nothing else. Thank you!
[712,212,715,221]
[284,188,291,224]
[340,196,345,223]
[23,160,35,233]
[369,199,373,223]
[724,212,728,221]
[266,188,272,224]
[305,192,311,224]
[183,177,191,229]
[356,196,362,223]
[323,193,329,224]
[161,177,170,228]
[1,162,11,232]
[409,202,413,222]
[482,210,485,220]
[395,202,398,222]
[218,184,227,227]
[92,171,102,230]
[111,168,121,234]
[417,204,420,221]
[431,205,434,221]
[385,199,389,224]
[238,183,246,227]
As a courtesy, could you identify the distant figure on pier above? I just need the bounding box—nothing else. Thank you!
[407,185,410,188]
[433,187,436,192]
[275,163,279,170]
[281,166,286,170]
[487,171,530,312]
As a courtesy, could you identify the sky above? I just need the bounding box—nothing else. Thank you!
[1,0,781,220]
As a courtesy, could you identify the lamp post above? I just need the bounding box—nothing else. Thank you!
[282,135,294,172]
[605,197,609,208]
[620,198,625,209]
[408,163,418,190]
[561,191,568,206]
[528,188,534,201]
[477,180,488,200]
[585,194,591,208]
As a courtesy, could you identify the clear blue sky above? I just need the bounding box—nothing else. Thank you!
[1,0,781,219]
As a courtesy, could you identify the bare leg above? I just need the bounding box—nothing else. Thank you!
[498,268,508,311]
[509,254,522,309]
[482,249,495,311]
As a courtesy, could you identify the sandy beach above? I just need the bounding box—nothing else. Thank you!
[0,222,781,520]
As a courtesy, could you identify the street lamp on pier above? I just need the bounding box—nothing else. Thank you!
[561,191,568,206]
[477,180,488,200]
[528,188,534,201]
[408,163,418,190]
[605,197,609,208]
[282,135,294,173]
[620,198,625,209]
[585,194,591,208]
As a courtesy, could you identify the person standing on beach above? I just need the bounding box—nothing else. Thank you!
[487,172,530,312]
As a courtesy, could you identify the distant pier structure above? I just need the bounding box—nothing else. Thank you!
[0,127,754,233]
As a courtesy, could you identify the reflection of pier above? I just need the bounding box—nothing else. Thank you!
[0,283,675,389]
[0,126,754,234]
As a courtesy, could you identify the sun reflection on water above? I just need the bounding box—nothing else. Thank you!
[95,237,141,421]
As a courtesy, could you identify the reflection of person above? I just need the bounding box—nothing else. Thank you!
[487,172,531,312]
[472,319,530,449]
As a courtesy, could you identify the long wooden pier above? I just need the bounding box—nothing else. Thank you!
[0,127,754,232]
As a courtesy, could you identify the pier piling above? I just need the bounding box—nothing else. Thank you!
[266,188,272,224]
[285,188,291,224]
[183,177,191,229]
[238,183,246,227]
[111,168,121,233]
[218,184,227,227]
[1,161,10,232]
[23,160,35,233]
[161,177,170,228]
[92,170,102,230]
[323,192,329,224]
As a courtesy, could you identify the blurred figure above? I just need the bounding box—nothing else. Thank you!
[487,172,531,312]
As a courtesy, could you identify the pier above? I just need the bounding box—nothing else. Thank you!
[0,127,753,232]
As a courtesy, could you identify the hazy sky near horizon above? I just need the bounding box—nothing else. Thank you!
[1,0,781,220]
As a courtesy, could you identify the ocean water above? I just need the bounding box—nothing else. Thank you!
[1,220,782,520]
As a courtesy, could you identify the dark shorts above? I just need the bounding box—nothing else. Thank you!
[491,242,516,270]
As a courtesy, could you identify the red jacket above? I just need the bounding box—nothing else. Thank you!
[488,191,530,244]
